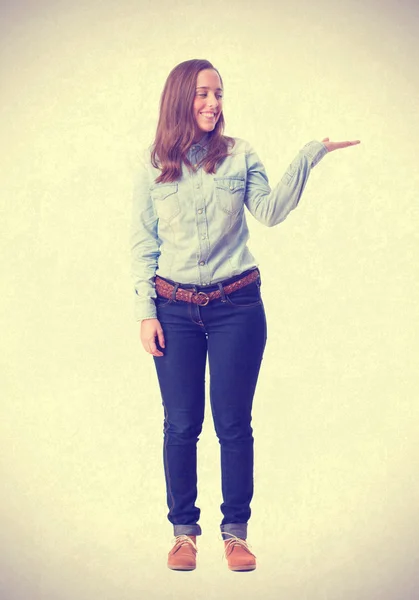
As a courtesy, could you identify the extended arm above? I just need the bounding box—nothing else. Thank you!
[244,140,328,227]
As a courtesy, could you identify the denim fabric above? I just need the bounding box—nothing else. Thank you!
[131,134,328,320]
[152,268,267,539]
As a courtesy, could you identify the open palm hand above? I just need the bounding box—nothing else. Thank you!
[322,137,361,152]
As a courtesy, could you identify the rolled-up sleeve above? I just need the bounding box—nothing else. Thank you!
[244,140,328,227]
[130,153,160,321]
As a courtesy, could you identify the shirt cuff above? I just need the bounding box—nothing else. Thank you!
[300,140,328,168]
[134,297,157,322]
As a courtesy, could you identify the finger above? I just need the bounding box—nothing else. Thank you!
[336,140,361,148]
[140,334,163,357]
[321,137,329,142]
[157,327,165,349]
[326,140,361,152]
[148,338,164,357]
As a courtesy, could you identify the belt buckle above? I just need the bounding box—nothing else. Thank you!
[192,291,210,306]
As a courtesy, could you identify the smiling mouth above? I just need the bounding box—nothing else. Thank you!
[200,112,217,119]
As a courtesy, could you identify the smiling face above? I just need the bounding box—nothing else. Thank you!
[192,68,223,141]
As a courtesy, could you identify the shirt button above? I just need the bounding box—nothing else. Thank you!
[199,261,205,266]
[196,183,200,189]
[198,208,203,214]
[201,234,206,239]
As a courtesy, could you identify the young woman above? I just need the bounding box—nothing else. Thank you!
[131,59,360,572]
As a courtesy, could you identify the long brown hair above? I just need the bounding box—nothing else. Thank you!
[151,59,235,183]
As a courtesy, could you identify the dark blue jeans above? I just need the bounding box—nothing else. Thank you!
[153,268,267,540]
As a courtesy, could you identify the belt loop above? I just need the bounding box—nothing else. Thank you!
[217,282,227,303]
[171,282,180,301]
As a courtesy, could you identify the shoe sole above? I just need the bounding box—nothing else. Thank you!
[167,565,196,571]
[229,565,256,571]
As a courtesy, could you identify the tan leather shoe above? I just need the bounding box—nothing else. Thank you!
[223,534,256,571]
[167,535,197,571]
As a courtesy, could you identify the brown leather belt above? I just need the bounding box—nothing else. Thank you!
[155,269,259,306]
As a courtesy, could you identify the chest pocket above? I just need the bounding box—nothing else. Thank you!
[150,183,180,222]
[214,177,245,215]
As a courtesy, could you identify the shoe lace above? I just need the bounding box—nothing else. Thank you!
[221,533,256,560]
[172,534,198,552]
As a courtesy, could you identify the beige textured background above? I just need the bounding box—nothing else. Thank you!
[1,0,418,598]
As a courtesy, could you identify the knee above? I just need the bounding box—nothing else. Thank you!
[164,418,203,444]
[215,421,254,444]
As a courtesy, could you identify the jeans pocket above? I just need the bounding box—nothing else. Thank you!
[225,280,262,307]
[155,295,173,309]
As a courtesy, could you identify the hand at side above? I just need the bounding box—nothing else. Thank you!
[140,318,165,357]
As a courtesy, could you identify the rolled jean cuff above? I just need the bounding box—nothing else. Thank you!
[173,524,202,536]
[220,523,248,540]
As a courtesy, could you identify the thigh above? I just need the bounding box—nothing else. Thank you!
[207,288,267,419]
[153,298,208,420]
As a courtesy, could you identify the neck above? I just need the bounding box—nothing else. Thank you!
[192,132,210,145]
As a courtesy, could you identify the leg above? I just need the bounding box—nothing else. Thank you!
[153,297,208,536]
[206,281,267,540]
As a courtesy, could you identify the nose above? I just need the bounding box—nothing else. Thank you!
[207,93,219,108]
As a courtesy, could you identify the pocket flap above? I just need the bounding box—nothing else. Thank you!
[214,178,245,193]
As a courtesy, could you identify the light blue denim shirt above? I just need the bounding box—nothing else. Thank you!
[130,135,328,321]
